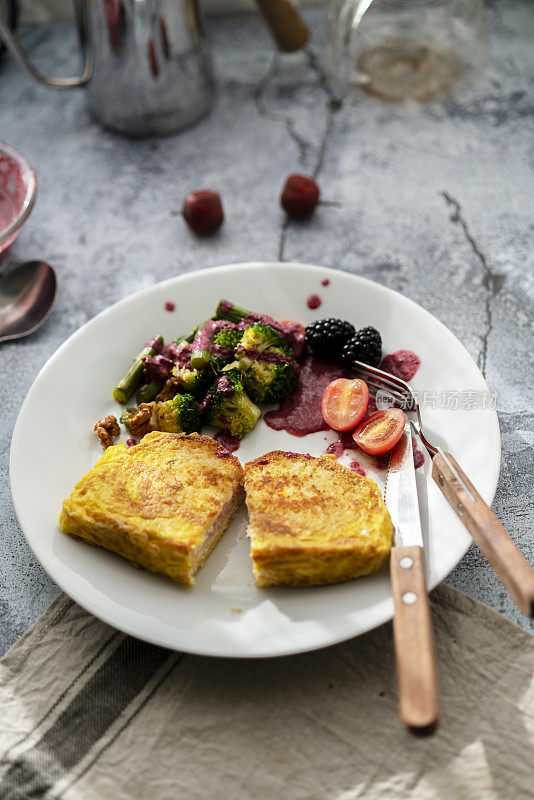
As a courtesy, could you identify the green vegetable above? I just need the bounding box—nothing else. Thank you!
[205,367,261,440]
[191,320,241,371]
[210,327,243,373]
[113,336,163,404]
[215,300,250,324]
[234,323,298,404]
[172,363,206,396]
[136,382,162,404]
[154,393,201,434]
[235,322,288,368]
[242,353,298,404]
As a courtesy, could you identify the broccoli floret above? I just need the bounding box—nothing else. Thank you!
[213,327,242,351]
[154,393,201,434]
[172,363,206,396]
[235,323,288,367]
[210,327,243,373]
[191,320,240,370]
[205,367,261,439]
[242,351,298,404]
[234,323,298,404]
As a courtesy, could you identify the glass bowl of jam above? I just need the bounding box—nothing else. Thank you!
[0,142,37,271]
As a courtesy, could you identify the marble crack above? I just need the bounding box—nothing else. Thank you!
[254,49,341,262]
[252,55,312,166]
[441,191,505,376]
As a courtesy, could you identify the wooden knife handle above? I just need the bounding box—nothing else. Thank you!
[390,546,439,735]
[432,452,534,617]
[253,0,309,52]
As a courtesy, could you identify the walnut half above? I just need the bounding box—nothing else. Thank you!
[94,414,120,449]
[127,403,158,438]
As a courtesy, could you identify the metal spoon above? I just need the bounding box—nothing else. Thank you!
[0,260,57,343]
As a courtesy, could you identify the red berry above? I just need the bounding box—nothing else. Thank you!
[281,174,320,219]
[182,190,224,235]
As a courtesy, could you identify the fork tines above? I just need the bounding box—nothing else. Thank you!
[350,360,416,411]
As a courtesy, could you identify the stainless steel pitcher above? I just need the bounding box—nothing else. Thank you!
[0,0,214,136]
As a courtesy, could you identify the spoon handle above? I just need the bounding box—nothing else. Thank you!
[254,0,309,52]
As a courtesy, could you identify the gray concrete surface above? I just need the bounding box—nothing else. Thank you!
[0,2,532,654]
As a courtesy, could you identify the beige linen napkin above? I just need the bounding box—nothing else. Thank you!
[0,584,533,800]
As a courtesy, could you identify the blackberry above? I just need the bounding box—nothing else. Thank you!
[305,318,356,359]
[341,326,382,367]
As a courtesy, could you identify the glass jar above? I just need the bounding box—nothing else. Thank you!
[322,0,488,103]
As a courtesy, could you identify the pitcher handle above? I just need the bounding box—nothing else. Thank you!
[0,5,93,88]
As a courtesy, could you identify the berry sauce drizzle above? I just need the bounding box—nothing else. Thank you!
[214,431,240,452]
[306,294,322,309]
[264,355,347,436]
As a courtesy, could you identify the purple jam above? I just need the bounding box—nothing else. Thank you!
[126,438,137,447]
[239,348,297,368]
[413,449,425,469]
[142,354,175,383]
[325,440,344,458]
[321,279,330,286]
[165,301,175,312]
[215,375,234,395]
[325,430,359,458]
[161,341,191,366]
[349,461,366,476]
[214,431,240,452]
[411,434,425,469]
[193,320,236,355]
[215,450,232,459]
[278,321,305,358]
[380,350,421,382]
[307,294,322,310]
[264,355,347,436]
[372,453,390,471]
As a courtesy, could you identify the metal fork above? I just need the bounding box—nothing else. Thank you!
[350,359,534,618]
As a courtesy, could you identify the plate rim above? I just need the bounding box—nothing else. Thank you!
[10,261,501,657]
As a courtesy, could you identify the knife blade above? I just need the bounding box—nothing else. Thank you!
[385,427,423,548]
[385,424,440,735]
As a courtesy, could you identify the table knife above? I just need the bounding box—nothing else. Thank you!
[385,425,440,735]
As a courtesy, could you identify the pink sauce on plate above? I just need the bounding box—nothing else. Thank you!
[349,461,366,476]
[214,431,240,452]
[380,350,420,382]
[264,355,347,436]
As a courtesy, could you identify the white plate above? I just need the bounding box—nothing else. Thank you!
[10,263,500,658]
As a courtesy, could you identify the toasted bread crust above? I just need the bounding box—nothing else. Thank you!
[244,451,393,587]
[59,432,244,585]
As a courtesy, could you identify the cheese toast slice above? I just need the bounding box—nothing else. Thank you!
[244,451,393,587]
[59,431,244,585]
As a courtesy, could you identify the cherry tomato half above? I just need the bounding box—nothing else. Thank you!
[321,378,369,431]
[352,408,406,455]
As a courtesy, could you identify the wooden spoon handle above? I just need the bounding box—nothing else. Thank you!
[390,545,440,735]
[254,0,308,52]
[432,452,534,617]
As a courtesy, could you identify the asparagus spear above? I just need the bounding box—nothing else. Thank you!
[214,300,250,324]
[136,382,163,404]
[190,320,219,370]
[112,336,163,404]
